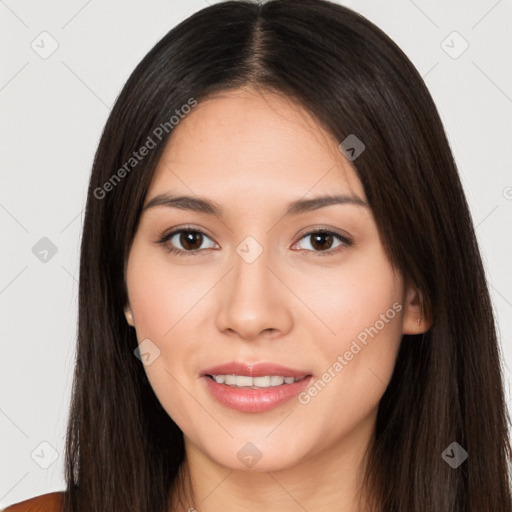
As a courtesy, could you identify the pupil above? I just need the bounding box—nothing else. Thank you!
[181,231,202,250]
[178,232,333,252]
[311,233,332,251]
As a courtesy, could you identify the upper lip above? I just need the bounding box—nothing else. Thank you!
[201,361,312,378]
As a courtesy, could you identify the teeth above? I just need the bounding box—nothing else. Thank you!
[211,374,305,388]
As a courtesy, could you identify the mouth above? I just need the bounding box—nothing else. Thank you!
[201,361,312,382]
[200,361,313,412]
[205,374,309,389]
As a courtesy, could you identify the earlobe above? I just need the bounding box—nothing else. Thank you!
[124,306,135,327]
[401,285,433,335]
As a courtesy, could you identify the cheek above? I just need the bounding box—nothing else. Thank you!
[126,242,206,341]
[125,243,212,425]
[126,234,404,436]
[293,245,402,347]
[294,247,403,409]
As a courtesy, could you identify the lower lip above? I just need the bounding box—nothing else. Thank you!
[202,375,313,413]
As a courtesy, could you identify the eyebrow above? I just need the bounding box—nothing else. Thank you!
[142,193,368,218]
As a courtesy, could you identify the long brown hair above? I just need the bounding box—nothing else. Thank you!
[64,1,512,510]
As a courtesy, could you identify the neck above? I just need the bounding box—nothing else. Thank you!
[169,409,378,512]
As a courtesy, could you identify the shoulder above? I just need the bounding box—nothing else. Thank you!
[2,491,64,512]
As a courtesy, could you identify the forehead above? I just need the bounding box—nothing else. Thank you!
[146,87,365,207]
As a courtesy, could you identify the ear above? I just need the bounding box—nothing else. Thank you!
[401,284,433,335]
[124,305,135,327]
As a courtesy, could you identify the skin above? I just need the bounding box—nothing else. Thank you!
[124,86,431,512]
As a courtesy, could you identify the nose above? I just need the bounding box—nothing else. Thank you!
[214,243,293,341]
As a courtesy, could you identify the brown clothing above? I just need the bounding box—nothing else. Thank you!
[2,492,63,512]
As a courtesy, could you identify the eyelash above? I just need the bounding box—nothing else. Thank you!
[156,225,353,258]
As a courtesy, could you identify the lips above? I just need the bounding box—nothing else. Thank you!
[200,361,313,412]
[201,361,311,379]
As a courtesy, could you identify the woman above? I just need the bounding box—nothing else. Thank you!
[5,0,511,511]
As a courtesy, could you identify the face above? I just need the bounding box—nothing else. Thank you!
[125,87,417,473]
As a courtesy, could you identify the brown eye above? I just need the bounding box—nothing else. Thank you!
[293,229,353,256]
[309,232,335,251]
[178,231,204,251]
[158,228,217,256]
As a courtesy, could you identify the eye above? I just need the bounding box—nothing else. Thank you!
[292,229,353,256]
[157,227,217,256]
[157,226,353,257]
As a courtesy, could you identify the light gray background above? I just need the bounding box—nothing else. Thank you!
[1,0,511,507]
